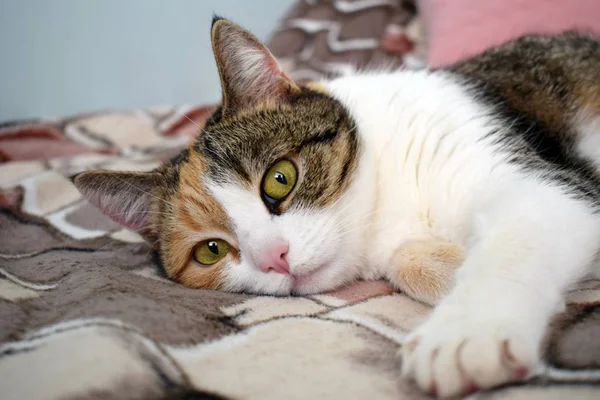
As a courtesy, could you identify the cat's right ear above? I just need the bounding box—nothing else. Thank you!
[210,16,300,117]
[72,170,161,242]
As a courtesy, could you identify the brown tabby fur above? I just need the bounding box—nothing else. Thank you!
[451,31,600,145]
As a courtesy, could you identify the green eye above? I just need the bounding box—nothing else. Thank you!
[193,239,229,265]
[262,159,298,202]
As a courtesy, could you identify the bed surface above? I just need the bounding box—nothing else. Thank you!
[1,1,600,399]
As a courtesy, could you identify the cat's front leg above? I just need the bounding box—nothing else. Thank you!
[401,183,600,397]
[388,238,464,306]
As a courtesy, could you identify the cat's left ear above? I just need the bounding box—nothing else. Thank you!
[211,17,300,117]
[71,170,161,242]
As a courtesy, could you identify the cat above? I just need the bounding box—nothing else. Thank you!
[72,17,600,397]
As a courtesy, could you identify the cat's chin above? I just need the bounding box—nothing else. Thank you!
[289,264,343,295]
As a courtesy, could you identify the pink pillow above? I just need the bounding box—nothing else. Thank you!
[419,0,600,68]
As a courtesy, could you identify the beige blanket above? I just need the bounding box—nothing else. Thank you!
[1,1,599,399]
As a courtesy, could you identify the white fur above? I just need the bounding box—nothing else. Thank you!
[207,68,600,396]
[324,70,600,396]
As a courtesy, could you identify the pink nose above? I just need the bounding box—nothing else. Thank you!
[257,240,290,274]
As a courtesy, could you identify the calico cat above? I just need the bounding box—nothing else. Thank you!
[73,17,600,397]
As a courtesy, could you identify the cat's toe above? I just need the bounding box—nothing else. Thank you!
[432,338,468,396]
[458,336,533,390]
[402,316,537,398]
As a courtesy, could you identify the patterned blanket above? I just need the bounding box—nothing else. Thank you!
[1,1,600,399]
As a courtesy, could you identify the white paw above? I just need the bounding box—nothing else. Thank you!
[401,307,539,398]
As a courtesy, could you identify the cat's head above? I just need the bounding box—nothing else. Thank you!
[73,17,374,295]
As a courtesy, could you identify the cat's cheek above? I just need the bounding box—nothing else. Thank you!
[291,257,359,295]
[276,209,343,274]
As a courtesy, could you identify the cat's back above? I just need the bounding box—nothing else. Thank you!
[450,32,600,143]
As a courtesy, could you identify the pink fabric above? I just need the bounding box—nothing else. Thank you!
[0,124,116,162]
[419,0,600,68]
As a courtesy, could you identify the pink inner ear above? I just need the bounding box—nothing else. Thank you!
[82,186,151,233]
[215,21,298,111]
[106,199,151,232]
[226,42,296,108]
[73,171,158,240]
[111,214,146,232]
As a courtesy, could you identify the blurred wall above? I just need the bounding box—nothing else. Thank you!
[0,0,295,121]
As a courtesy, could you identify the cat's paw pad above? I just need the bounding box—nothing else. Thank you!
[401,313,537,398]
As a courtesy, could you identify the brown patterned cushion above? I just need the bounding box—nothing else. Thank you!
[268,0,427,82]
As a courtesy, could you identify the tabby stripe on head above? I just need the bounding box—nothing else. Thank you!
[298,128,339,148]
[200,134,252,184]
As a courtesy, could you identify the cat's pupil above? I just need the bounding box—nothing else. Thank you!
[274,171,287,185]
[207,241,219,255]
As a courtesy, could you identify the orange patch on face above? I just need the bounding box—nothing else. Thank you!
[178,258,224,290]
[388,238,464,306]
[160,150,235,289]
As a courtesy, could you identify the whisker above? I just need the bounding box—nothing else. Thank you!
[335,221,381,238]
[108,211,172,217]
[184,113,201,128]
[335,209,380,228]
[333,208,382,231]
[112,175,172,208]
[334,217,379,237]
[326,178,385,220]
